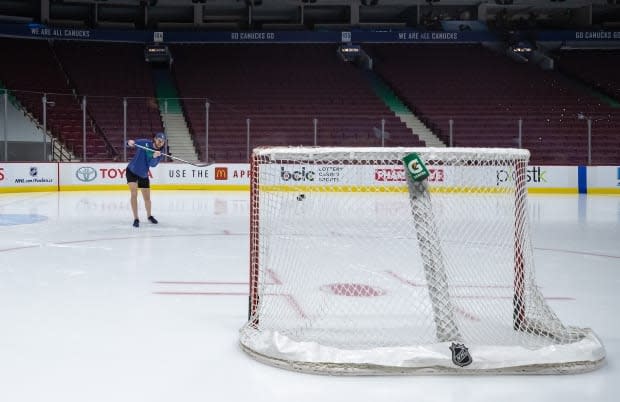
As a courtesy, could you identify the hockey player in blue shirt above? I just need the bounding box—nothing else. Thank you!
[126,132,167,227]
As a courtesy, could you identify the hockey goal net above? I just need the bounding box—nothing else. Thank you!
[239,147,605,374]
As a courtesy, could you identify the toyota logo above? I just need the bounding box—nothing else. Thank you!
[76,166,97,182]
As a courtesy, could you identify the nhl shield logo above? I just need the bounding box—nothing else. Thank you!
[450,342,473,367]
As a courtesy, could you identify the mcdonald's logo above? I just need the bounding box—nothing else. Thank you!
[215,167,228,181]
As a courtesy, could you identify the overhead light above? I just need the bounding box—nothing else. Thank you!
[511,39,534,53]
[144,44,171,63]
[338,44,362,62]
[511,45,532,53]
[340,45,360,53]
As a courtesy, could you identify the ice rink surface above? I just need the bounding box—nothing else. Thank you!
[0,190,618,402]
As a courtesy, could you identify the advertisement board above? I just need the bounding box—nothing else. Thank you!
[0,163,58,192]
[58,163,250,190]
[514,166,577,193]
[0,162,618,194]
[587,166,620,194]
[262,164,571,192]
[61,163,128,190]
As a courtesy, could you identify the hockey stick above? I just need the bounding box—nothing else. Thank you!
[132,143,213,167]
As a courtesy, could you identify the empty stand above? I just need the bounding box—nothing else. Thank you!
[367,44,620,165]
[53,41,164,158]
[3,38,617,165]
[0,38,111,160]
[170,44,422,163]
[555,48,620,102]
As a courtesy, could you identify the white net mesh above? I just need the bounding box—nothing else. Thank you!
[239,147,605,374]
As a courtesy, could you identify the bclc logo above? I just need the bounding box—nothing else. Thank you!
[214,167,228,181]
[281,167,315,181]
[75,166,97,182]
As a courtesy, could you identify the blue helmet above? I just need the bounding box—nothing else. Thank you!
[154,132,167,141]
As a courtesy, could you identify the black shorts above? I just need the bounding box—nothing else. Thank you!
[126,168,150,189]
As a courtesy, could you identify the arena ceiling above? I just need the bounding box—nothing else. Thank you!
[0,0,619,30]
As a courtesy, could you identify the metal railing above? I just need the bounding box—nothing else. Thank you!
[1,90,616,165]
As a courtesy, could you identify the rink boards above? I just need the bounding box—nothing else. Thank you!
[0,162,618,194]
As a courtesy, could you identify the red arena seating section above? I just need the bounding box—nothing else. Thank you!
[53,41,164,158]
[366,44,620,165]
[1,38,618,165]
[0,38,111,160]
[555,48,620,102]
[169,44,424,163]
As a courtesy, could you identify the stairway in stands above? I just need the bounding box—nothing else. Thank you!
[364,70,444,147]
[152,67,198,162]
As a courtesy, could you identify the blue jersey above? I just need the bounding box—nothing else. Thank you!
[127,138,165,178]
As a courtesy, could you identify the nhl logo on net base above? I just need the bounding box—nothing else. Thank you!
[450,342,473,367]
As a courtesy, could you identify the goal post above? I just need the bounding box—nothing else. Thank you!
[240,146,605,374]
